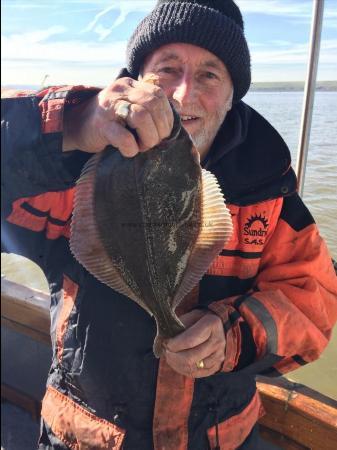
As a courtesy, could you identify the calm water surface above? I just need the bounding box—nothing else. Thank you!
[2,91,337,399]
[245,91,337,258]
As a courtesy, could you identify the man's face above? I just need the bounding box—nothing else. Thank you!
[141,43,233,160]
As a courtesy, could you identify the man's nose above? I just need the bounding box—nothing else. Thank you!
[172,75,196,104]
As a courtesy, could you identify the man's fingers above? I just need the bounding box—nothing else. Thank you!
[141,94,174,142]
[128,81,174,142]
[166,314,219,352]
[166,323,211,352]
[202,348,225,371]
[179,309,207,328]
[102,121,139,157]
[164,314,226,378]
[165,347,224,379]
[126,104,160,151]
[70,77,174,155]
[166,334,223,372]
[193,363,222,379]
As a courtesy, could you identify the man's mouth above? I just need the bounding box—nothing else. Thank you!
[180,115,200,124]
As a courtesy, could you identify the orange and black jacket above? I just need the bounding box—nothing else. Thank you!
[2,86,337,450]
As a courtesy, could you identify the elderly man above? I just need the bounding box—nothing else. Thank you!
[2,1,337,449]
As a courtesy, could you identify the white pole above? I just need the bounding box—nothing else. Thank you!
[296,0,324,197]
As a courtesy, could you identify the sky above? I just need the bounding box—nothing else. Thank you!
[2,0,337,87]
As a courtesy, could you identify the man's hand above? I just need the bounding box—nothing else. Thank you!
[164,310,226,378]
[63,77,174,156]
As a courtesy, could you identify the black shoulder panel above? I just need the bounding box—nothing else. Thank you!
[280,193,315,231]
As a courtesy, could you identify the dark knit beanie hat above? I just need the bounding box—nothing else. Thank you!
[126,0,251,102]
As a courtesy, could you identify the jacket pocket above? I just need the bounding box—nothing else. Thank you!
[41,385,126,450]
[207,391,264,450]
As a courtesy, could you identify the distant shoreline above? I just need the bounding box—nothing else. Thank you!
[2,81,337,93]
[250,81,337,92]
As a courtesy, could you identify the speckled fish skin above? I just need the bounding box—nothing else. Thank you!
[70,114,233,357]
[94,119,201,342]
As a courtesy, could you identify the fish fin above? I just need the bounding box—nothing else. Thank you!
[172,169,233,309]
[70,154,147,310]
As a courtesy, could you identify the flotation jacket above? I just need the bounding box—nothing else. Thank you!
[2,86,337,450]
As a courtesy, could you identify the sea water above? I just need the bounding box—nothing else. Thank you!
[245,91,337,259]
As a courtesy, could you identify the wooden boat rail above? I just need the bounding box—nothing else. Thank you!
[257,377,337,449]
[1,276,50,345]
[2,277,337,449]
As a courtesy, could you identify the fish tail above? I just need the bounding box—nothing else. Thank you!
[153,334,167,358]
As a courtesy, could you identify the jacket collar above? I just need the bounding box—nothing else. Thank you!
[203,101,297,205]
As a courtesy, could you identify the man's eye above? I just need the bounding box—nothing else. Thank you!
[205,72,218,80]
[158,67,177,74]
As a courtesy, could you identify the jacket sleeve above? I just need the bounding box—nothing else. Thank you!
[1,86,99,269]
[208,193,337,375]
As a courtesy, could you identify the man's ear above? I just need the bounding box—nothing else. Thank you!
[225,89,234,112]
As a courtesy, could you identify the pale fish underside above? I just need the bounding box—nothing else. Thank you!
[70,121,233,357]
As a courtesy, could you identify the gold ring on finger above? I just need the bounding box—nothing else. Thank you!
[116,101,131,123]
[196,359,205,370]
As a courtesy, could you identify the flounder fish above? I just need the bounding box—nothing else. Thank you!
[70,112,233,357]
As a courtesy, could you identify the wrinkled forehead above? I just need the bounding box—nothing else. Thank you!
[142,42,228,73]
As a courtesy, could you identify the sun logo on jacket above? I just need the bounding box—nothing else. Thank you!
[243,213,269,246]
[245,214,269,230]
